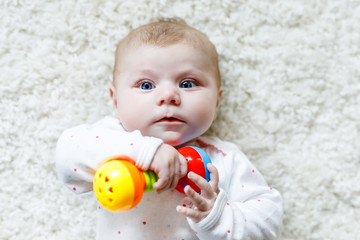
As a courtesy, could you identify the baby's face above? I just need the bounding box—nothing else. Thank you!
[110,43,222,146]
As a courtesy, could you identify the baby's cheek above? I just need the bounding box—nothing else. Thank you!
[196,101,216,122]
[192,109,215,135]
[118,107,141,130]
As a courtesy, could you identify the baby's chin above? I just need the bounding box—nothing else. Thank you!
[159,136,185,147]
[139,127,205,147]
[160,135,201,148]
[150,132,194,147]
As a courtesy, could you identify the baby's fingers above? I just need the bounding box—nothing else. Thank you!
[176,205,201,220]
[183,185,209,211]
[153,174,173,193]
[207,164,219,193]
[188,171,216,199]
[152,178,167,192]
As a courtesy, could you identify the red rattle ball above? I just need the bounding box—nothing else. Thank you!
[175,146,212,193]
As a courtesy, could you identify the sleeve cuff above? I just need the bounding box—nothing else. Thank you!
[134,136,163,170]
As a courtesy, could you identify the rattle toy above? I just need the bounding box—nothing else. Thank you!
[93,146,211,212]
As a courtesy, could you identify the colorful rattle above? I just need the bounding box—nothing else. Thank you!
[93,146,211,212]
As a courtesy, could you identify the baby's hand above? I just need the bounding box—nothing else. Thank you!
[150,144,188,193]
[176,164,219,223]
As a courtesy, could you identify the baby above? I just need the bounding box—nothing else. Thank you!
[56,19,283,240]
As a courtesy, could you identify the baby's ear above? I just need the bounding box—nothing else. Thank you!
[214,87,223,120]
[216,87,223,109]
[109,85,119,117]
[109,85,117,106]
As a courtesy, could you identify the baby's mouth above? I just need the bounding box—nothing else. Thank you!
[155,117,185,123]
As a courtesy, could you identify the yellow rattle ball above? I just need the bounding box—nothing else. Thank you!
[93,159,146,212]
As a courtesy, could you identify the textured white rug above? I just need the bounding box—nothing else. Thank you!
[1,1,359,239]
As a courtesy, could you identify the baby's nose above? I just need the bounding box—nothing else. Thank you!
[157,86,181,106]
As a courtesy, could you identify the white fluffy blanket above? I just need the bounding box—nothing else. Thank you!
[1,1,359,239]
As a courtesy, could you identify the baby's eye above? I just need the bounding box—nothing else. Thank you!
[180,81,195,89]
[140,82,154,90]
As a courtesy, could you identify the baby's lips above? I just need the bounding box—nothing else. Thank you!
[156,117,185,123]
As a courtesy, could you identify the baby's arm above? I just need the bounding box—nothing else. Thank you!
[183,145,283,240]
[55,116,163,193]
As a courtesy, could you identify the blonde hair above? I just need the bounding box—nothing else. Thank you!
[113,19,221,88]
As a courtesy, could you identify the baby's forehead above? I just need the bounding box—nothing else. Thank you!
[119,41,197,53]
[115,41,213,64]
[115,43,217,78]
